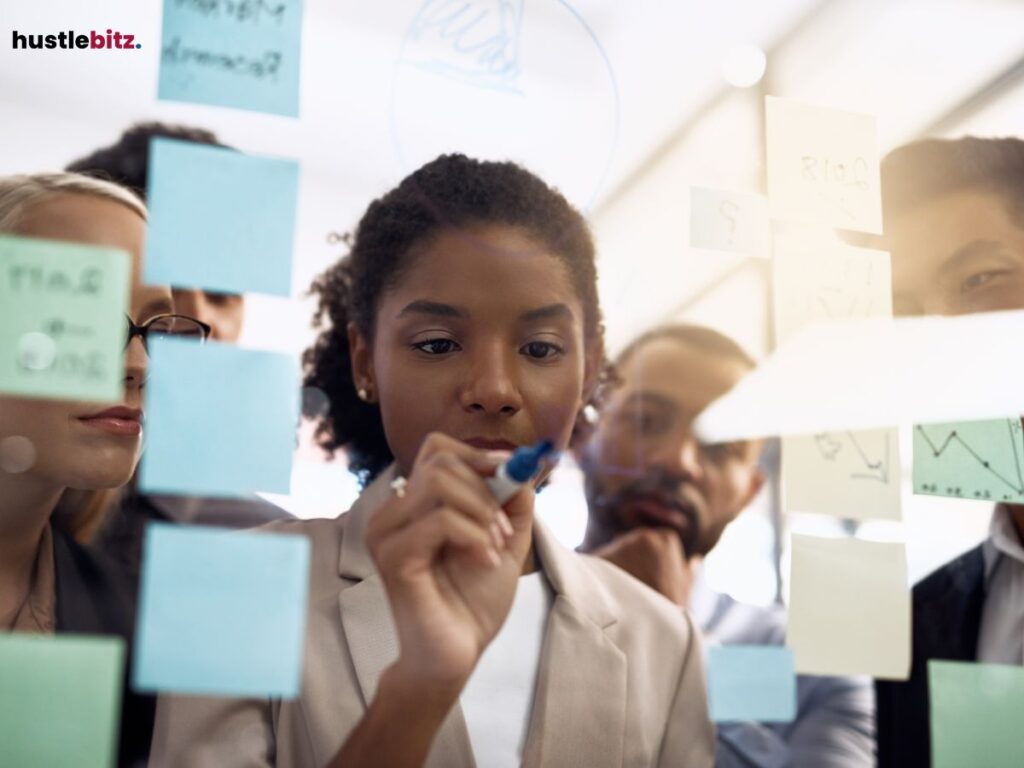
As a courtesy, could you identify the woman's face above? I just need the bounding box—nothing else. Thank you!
[0,193,172,490]
[352,224,596,475]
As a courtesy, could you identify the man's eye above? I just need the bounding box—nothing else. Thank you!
[961,270,1008,292]
[621,409,662,433]
[521,341,563,359]
[412,338,460,355]
[701,442,745,462]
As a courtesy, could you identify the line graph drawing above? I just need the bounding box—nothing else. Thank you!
[812,430,890,483]
[773,244,892,346]
[775,243,900,520]
[784,427,901,520]
[913,418,1024,502]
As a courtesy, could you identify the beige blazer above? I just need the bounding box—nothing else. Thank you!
[150,467,715,767]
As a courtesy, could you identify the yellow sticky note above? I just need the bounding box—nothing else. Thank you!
[766,96,882,233]
[774,241,900,520]
[788,534,910,679]
[783,428,901,521]
[773,242,892,345]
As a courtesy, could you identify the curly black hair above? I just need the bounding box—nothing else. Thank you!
[304,153,607,485]
[65,121,228,201]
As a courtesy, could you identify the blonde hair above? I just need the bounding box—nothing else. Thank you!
[0,172,146,542]
[0,171,146,232]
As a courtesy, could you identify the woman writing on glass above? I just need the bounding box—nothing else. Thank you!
[153,154,714,767]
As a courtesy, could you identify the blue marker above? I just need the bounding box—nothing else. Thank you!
[487,440,558,504]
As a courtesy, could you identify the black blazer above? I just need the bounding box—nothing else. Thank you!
[52,525,156,768]
[875,544,986,768]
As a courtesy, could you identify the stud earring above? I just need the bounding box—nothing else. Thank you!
[357,387,369,401]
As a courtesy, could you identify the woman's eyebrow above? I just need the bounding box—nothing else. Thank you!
[142,298,174,318]
[939,239,1012,277]
[397,299,466,319]
[520,303,573,322]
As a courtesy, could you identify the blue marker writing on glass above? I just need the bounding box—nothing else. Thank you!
[487,439,558,504]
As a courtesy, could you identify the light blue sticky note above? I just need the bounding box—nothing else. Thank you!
[158,0,303,117]
[0,634,124,768]
[145,138,298,297]
[708,645,797,723]
[134,523,310,697]
[139,336,298,498]
[930,660,1024,768]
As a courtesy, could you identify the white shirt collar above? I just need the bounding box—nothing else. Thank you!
[687,565,717,628]
[983,505,1024,584]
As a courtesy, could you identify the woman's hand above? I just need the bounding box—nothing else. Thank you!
[365,432,535,692]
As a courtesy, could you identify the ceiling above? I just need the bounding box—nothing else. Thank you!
[2,0,1022,356]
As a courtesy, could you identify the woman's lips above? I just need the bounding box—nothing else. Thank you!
[77,406,143,437]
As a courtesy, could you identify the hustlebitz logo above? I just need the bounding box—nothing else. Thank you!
[12,29,142,50]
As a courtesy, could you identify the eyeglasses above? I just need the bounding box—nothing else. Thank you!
[125,314,212,351]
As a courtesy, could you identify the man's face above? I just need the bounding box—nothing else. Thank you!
[889,188,1024,316]
[580,337,764,558]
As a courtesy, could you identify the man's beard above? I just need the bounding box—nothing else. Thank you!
[586,466,705,558]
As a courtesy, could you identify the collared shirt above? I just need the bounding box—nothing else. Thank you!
[690,572,875,768]
[977,505,1024,665]
[3,523,56,634]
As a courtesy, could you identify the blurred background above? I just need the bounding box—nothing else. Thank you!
[4,0,1022,607]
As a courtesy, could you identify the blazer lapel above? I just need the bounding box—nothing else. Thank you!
[336,466,476,768]
[521,521,627,768]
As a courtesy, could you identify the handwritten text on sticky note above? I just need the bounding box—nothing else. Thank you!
[158,0,304,117]
[766,96,882,233]
[0,235,129,403]
[689,187,770,257]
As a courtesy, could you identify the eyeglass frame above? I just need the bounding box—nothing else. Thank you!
[124,313,212,351]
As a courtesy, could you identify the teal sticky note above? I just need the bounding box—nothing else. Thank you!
[144,138,298,297]
[134,523,310,697]
[0,234,129,402]
[158,0,303,117]
[139,336,298,498]
[0,634,124,768]
[708,645,797,723]
[930,660,1024,768]
[913,418,1024,503]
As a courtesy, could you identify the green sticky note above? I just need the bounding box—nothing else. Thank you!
[913,418,1024,503]
[0,634,125,768]
[930,660,1024,768]
[0,235,130,403]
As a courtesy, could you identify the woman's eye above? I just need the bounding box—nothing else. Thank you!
[412,338,460,355]
[961,270,1008,292]
[521,341,563,359]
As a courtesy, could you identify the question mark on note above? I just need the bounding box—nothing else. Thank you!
[719,200,739,246]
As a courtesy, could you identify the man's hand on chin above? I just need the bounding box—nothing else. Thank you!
[592,527,696,607]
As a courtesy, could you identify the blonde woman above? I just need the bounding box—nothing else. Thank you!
[0,173,210,767]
